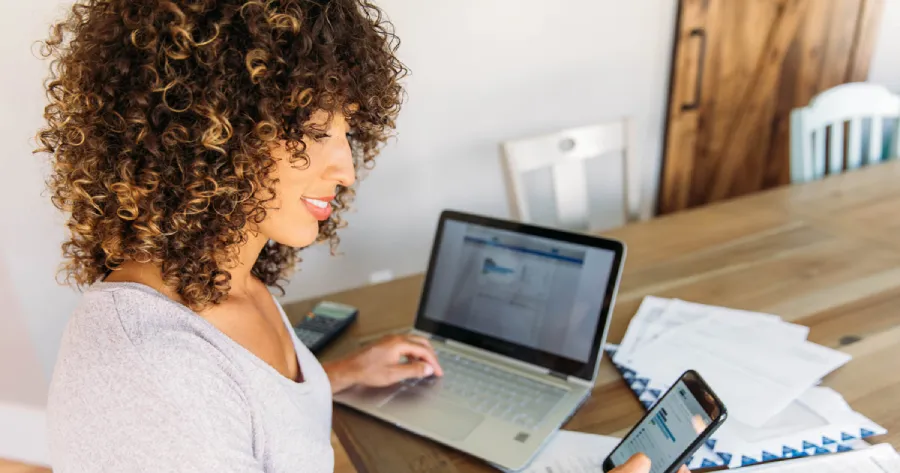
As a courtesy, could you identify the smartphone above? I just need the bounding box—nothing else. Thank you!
[602,370,727,473]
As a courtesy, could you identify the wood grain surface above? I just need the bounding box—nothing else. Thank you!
[282,160,900,473]
[658,0,885,214]
[0,460,49,473]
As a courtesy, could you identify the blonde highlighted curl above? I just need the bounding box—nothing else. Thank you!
[36,0,407,309]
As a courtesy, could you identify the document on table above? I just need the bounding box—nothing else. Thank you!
[718,386,878,445]
[665,299,809,345]
[614,298,808,366]
[709,386,886,467]
[520,430,620,473]
[610,296,872,469]
[737,443,900,472]
[614,296,676,364]
[625,316,850,427]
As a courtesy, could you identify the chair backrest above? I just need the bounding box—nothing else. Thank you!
[790,82,900,183]
[500,119,638,232]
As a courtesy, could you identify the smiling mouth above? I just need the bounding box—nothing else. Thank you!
[301,196,331,208]
[301,195,334,221]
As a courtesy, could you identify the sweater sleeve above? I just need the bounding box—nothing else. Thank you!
[48,292,263,473]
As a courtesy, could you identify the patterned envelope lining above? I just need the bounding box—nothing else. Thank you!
[604,346,877,468]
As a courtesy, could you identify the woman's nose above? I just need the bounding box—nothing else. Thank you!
[329,137,356,188]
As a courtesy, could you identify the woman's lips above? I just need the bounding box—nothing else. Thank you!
[301,196,334,221]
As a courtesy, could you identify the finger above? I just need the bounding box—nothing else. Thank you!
[404,336,442,374]
[387,360,435,384]
[613,453,651,473]
[392,340,443,376]
[677,466,691,473]
[405,334,434,349]
[398,341,442,376]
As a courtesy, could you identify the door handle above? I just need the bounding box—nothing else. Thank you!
[681,28,707,111]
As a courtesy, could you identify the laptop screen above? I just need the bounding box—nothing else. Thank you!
[415,211,625,380]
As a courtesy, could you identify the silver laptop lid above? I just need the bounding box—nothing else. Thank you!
[414,210,626,382]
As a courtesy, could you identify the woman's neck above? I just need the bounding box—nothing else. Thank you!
[104,230,269,303]
[229,229,269,296]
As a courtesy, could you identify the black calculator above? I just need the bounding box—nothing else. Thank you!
[292,301,358,353]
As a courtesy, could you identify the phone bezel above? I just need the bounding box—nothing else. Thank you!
[601,370,728,473]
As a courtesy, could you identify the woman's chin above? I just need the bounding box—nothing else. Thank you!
[264,222,320,249]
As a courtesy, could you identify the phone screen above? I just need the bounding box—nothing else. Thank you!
[606,374,724,473]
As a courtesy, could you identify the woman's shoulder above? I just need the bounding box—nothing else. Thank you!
[52,282,252,405]
[64,282,219,355]
[48,283,259,470]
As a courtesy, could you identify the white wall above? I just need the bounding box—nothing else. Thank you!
[2,0,680,382]
[869,0,900,93]
[282,0,679,302]
[0,0,79,380]
[0,0,678,383]
[0,3,70,462]
[3,0,900,445]
[285,0,900,304]
[0,256,47,408]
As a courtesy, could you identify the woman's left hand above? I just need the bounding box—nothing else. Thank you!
[323,334,444,393]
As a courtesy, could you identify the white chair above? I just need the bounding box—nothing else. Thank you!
[790,83,900,183]
[500,119,639,232]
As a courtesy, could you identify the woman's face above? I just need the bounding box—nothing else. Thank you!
[258,110,356,248]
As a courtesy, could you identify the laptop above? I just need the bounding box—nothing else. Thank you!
[333,210,626,470]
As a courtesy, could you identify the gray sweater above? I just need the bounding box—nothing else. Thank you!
[48,282,334,473]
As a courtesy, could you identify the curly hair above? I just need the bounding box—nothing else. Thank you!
[36,0,407,309]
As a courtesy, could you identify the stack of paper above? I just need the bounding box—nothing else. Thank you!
[518,433,899,473]
[608,297,886,469]
[519,430,620,473]
[737,443,900,473]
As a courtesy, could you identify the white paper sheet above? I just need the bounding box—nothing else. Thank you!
[625,314,850,427]
[737,443,900,472]
[614,298,808,366]
[614,296,676,364]
[611,297,880,468]
[520,430,620,473]
[664,300,809,346]
[710,386,885,467]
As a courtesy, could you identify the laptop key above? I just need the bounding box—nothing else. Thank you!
[432,346,568,429]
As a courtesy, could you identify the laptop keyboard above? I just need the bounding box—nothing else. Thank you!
[407,347,568,429]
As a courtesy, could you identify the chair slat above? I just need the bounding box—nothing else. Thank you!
[790,109,812,182]
[551,160,589,230]
[894,119,900,159]
[869,116,883,163]
[829,123,844,175]
[814,127,826,179]
[790,83,900,184]
[500,120,633,232]
[847,118,863,170]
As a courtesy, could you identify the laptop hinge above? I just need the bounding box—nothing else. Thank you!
[548,371,568,381]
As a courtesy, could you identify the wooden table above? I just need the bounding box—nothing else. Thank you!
[282,161,900,473]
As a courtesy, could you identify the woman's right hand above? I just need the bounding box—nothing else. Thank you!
[610,454,691,473]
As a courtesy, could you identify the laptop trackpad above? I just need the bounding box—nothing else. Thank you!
[380,388,484,441]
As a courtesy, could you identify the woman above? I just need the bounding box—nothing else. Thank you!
[38,0,653,472]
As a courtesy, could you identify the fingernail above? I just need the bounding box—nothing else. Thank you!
[423,364,434,377]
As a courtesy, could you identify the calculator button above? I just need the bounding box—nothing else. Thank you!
[294,328,325,347]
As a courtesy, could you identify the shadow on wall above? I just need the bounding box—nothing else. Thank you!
[0,252,48,408]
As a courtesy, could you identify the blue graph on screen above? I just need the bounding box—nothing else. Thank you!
[482,257,515,275]
[652,408,676,442]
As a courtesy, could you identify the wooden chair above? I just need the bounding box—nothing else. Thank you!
[500,119,639,232]
[790,83,900,183]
